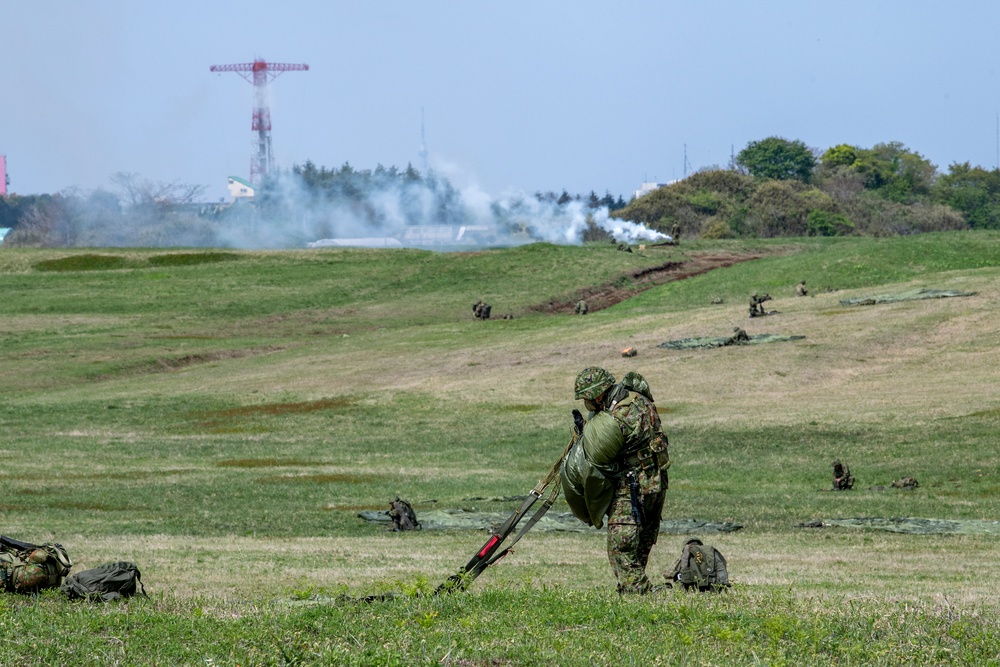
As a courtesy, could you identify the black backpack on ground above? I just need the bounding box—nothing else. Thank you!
[61,561,147,602]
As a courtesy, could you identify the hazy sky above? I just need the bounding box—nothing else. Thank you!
[5,1,1000,203]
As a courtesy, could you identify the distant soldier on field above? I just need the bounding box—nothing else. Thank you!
[670,223,680,243]
[749,292,772,318]
[832,460,854,490]
[617,243,633,253]
[796,280,808,297]
[387,497,421,531]
[472,300,491,320]
[575,299,589,315]
[724,327,750,345]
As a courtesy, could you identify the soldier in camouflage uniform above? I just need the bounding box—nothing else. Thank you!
[387,497,421,531]
[832,460,854,490]
[573,367,670,594]
[725,327,750,345]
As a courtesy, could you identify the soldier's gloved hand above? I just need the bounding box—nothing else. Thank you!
[572,409,586,435]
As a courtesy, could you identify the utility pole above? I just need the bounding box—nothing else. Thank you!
[210,58,309,185]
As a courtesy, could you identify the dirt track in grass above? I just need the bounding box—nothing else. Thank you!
[526,250,765,314]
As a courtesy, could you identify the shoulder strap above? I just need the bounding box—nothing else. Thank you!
[0,535,38,552]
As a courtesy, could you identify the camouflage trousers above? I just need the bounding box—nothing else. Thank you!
[606,470,667,594]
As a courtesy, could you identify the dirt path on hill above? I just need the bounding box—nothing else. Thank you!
[528,250,766,314]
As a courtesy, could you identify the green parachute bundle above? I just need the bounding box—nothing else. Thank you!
[357,508,743,534]
[659,333,805,350]
[799,517,1000,535]
[839,288,977,306]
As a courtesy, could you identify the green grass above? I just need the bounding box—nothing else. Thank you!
[614,232,1000,316]
[4,585,997,666]
[1,232,999,665]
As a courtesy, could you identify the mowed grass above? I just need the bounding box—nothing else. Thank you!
[1,233,999,666]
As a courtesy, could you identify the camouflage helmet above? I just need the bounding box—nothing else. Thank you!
[574,367,616,401]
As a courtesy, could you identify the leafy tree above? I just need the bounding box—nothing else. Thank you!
[933,162,1000,229]
[851,142,937,202]
[821,144,859,168]
[806,210,855,236]
[736,137,817,183]
[744,180,814,236]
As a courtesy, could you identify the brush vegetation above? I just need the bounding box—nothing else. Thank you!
[1,233,999,665]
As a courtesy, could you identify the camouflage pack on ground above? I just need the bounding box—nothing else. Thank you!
[0,535,73,594]
[668,538,729,591]
[891,476,919,489]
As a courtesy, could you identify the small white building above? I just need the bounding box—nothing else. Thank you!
[308,238,404,248]
[632,181,667,200]
[227,176,255,201]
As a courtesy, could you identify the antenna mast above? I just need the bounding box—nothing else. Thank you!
[210,58,309,185]
[419,107,429,174]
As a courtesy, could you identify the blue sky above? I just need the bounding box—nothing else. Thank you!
[4,1,1000,203]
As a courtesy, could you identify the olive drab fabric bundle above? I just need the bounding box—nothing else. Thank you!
[668,538,730,591]
[561,370,668,531]
[60,561,147,602]
[561,438,616,528]
[0,536,73,594]
[581,411,624,469]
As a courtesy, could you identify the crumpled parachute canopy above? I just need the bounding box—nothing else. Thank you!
[574,367,616,401]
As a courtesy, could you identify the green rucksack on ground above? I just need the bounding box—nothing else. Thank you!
[668,538,730,591]
[60,561,147,602]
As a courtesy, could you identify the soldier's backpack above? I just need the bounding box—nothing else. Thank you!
[61,561,147,602]
[668,538,730,591]
[0,535,73,594]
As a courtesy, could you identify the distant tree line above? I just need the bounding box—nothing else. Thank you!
[13,135,1000,246]
[1,173,210,247]
[259,161,628,230]
[614,136,999,239]
[534,189,627,211]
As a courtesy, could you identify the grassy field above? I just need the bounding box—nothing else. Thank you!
[1,233,999,665]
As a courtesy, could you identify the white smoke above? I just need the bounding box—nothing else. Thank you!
[589,207,670,244]
[241,167,669,249]
[28,165,668,250]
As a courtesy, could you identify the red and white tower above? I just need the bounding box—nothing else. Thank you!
[210,59,309,185]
